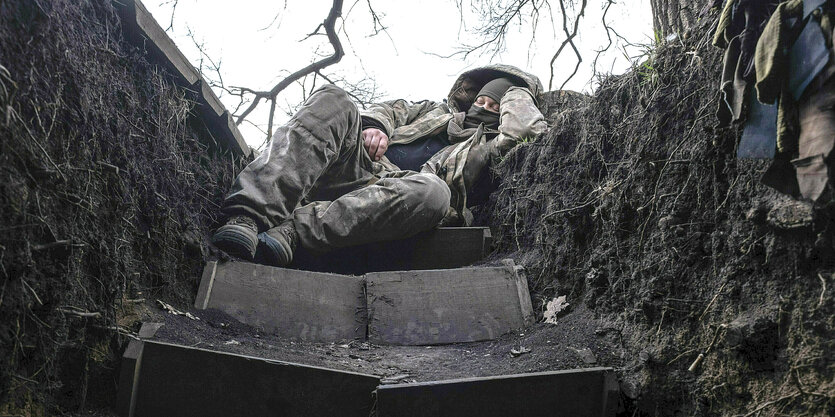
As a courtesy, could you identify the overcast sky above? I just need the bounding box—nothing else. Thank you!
[144,0,653,148]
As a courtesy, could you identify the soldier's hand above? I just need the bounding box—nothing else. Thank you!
[362,128,389,161]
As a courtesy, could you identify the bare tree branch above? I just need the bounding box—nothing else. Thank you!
[315,71,382,109]
[259,1,289,32]
[590,0,615,77]
[266,97,277,143]
[589,1,639,84]
[447,0,657,94]
[443,0,542,59]
[233,0,346,136]
[160,0,179,32]
[186,26,226,94]
[364,0,389,37]
[549,0,587,90]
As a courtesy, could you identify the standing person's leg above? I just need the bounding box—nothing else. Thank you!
[212,84,372,259]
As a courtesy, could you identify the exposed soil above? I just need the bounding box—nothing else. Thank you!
[1,1,833,416]
[473,14,835,417]
[147,303,622,384]
[0,1,249,415]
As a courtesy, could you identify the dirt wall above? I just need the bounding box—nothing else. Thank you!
[477,14,834,417]
[0,0,248,413]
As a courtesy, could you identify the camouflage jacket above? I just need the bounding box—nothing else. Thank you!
[360,64,547,225]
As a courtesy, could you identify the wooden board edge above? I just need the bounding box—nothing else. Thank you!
[500,259,530,328]
[116,339,144,417]
[138,322,164,339]
[145,339,382,380]
[364,264,513,278]
[190,77,250,158]
[131,0,200,85]
[375,366,615,390]
[601,368,621,417]
[512,265,535,327]
[194,261,218,309]
[193,78,225,117]
[217,260,363,281]
[116,321,164,415]
[224,112,251,158]
[482,227,492,257]
[358,278,369,341]
[365,276,378,343]
[111,0,249,158]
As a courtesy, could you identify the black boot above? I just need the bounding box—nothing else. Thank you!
[211,215,259,260]
[254,220,298,267]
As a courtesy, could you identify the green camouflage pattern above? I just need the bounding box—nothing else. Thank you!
[222,85,450,251]
[361,64,547,225]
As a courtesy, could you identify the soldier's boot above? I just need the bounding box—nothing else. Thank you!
[211,215,259,260]
[255,220,299,267]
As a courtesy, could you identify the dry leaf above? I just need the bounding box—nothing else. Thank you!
[543,295,569,324]
[156,299,200,320]
[510,346,531,357]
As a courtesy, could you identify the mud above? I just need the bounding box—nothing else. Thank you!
[148,303,622,384]
[0,0,249,414]
[1,1,833,416]
[474,14,835,417]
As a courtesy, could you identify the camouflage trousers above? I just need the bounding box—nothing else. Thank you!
[221,85,451,252]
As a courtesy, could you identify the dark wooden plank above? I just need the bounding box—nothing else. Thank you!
[193,79,225,117]
[223,111,249,158]
[194,261,217,309]
[137,322,164,338]
[366,263,529,345]
[117,323,163,417]
[376,367,619,417]
[292,227,491,274]
[482,228,492,257]
[116,340,143,417]
[191,93,251,158]
[409,227,491,270]
[133,340,379,417]
[111,0,250,158]
[603,368,621,417]
[199,261,366,342]
[126,0,199,85]
[504,260,535,326]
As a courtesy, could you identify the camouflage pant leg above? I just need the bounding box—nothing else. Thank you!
[221,84,449,249]
[292,172,450,252]
[221,84,377,229]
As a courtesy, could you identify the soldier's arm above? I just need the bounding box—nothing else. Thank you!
[490,87,547,158]
[461,87,546,191]
[360,99,442,136]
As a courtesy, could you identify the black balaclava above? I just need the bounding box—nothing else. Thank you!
[464,77,517,130]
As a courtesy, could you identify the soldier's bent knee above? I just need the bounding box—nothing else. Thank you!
[314,84,358,117]
[414,173,451,219]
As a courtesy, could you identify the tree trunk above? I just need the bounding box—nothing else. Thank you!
[650,0,710,37]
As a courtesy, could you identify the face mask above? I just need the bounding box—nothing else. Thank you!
[464,105,500,130]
